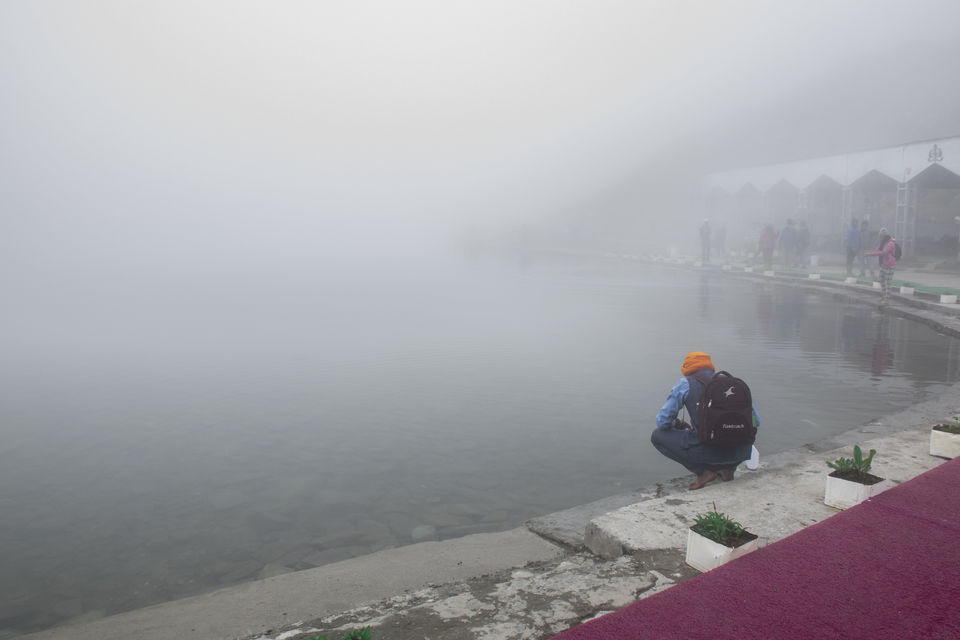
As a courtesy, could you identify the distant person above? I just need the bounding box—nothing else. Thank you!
[796,220,811,268]
[699,219,711,263]
[779,219,797,268]
[865,228,898,305]
[845,219,861,276]
[651,352,759,490]
[715,224,727,260]
[758,224,777,269]
[858,220,877,278]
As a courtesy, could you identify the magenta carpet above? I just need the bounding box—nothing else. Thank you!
[551,457,960,640]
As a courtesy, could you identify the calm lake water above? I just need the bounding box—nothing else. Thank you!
[3,256,959,635]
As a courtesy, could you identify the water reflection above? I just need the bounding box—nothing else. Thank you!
[840,310,863,352]
[698,272,710,318]
[754,284,774,332]
[744,282,954,388]
[871,315,893,376]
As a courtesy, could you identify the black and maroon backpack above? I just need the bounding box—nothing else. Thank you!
[691,370,756,447]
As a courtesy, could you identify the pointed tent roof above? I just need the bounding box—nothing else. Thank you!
[706,135,960,194]
[910,162,960,189]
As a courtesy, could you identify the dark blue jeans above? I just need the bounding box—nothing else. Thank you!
[651,428,751,475]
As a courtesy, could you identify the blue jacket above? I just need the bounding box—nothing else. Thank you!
[845,226,861,249]
[779,225,797,249]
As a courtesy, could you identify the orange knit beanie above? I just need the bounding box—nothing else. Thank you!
[681,352,715,376]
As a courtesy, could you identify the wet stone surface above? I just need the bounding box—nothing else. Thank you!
[247,550,699,640]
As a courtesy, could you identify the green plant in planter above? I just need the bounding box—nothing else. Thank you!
[827,445,881,484]
[692,502,747,546]
[933,415,960,435]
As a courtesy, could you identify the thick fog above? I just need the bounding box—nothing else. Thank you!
[4,1,960,282]
[4,4,960,631]
[2,0,960,358]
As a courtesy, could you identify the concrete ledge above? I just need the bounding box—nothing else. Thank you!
[584,428,943,560]
[22,529,564,640]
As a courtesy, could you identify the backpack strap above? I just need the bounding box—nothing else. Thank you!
[684,369,715,428]
[691,370,716,386]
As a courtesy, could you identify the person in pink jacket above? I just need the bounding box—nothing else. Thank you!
[865,228,898,305]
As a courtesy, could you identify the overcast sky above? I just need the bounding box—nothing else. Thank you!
[2,0,959,274]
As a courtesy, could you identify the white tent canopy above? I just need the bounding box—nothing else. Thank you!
[706,135,960,194]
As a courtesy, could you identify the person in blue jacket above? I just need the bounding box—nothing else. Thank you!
[651,352,758,490]
[779,219,798,268]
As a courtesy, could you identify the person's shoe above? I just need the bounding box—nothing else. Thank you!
[688,470,719,490]
[718,469,735,482]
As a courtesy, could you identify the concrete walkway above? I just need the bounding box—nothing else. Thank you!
[702,254,960,312]
[19,260,960,640]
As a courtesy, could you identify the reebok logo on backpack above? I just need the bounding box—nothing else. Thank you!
[694,370,756,447]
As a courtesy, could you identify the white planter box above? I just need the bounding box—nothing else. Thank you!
[930,428,960,459]
[844,277,858,284]
[940,294,958,304]
[686,528,759,573]
[694,261,703,267]
[808,273,821,280]
[722,264,732,271]
[744,266,754,273]
[873,282,882,289]
[899,286,914,296]
[824,474,889,510]
[763,270,775,277]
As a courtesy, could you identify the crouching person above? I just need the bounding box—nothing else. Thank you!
[650,351,758,490]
